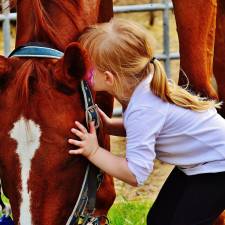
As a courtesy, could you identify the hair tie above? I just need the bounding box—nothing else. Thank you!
[150,57,156,64]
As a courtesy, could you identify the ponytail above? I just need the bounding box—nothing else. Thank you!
[150,59,221,111]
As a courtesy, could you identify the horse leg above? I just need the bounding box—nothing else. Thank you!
[172,0,218,99]
[213,0,225,221]
[213,0,225,118]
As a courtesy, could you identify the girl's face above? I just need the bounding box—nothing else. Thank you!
[91,68,115,94]
[92,69,132,108]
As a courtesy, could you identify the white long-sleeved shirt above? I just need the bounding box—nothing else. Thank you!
[123,74,225,185]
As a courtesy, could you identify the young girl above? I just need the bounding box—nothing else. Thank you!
[68,18,225,225]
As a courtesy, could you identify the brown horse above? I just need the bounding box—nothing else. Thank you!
[172,0,225,224]
[0,0,115,225]
[172,0,225,117]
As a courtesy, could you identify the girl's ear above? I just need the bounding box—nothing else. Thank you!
[104,71,114,86]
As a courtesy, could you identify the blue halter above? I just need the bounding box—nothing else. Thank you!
[8,45,63,59]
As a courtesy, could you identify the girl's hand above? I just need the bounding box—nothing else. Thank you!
[98,107,112,133]
[68,121,99,159]
[98,107,126,137]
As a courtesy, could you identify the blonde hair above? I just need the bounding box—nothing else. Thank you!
[79,18,220,111]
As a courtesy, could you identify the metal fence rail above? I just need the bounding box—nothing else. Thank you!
[0,0,179,116]
[113,1,179,76]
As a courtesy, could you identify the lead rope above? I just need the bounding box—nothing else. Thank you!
[65,165,90,225]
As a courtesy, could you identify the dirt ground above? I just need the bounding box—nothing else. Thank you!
[111,136,173,203]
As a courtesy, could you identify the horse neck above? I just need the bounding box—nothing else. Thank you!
[15,0,112,51]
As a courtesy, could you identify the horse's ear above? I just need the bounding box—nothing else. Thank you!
[0,56,10,76]
[63,42,90,80]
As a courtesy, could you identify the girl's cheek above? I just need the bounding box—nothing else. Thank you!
[92,78,97,91]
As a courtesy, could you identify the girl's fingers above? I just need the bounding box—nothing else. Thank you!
[75,121,87,133]
[69,149,83,154]
[71,128,85,140]
[68,139,83,147]
[98,107,104,114]
[89,121,96,134]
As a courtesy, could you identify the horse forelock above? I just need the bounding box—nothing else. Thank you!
[13,59,53,107]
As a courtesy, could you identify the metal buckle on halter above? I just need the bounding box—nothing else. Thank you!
[85,104,100,129]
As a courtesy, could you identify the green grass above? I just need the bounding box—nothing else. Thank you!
[0,195,11,218]
[108,201,152,225]
[1,195,152,225]
[1,195,9,204]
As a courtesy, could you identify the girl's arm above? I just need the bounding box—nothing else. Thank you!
[98,108,126,137]
[87,147,137,186]
[107,117,126,136]
[68,121,137,186]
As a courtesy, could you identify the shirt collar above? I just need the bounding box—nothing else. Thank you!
[123,72,153,116]
[133,72,153,95]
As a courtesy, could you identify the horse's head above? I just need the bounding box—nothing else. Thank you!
[0,42,94,225]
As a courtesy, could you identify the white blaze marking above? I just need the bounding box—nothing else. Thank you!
[10,117,41,225]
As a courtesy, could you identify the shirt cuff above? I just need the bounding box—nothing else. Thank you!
[127,159,153,186]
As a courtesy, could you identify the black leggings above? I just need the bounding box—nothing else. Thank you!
[147,167,225,225]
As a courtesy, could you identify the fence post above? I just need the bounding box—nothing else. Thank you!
[2,0,11,56]
[162,0,171,77]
